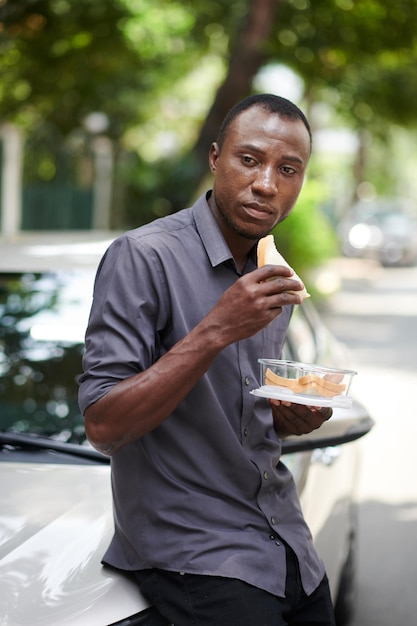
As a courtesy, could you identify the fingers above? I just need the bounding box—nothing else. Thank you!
[258,263,293,281]
[256,265,306,295]
[254,267,306,306]
[271,401,333,437]
[208,267,304,345]
[310,406,333,420]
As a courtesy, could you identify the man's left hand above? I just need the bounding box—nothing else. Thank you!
[270,399,332,438]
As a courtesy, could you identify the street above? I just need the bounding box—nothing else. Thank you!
[320,258,417,625]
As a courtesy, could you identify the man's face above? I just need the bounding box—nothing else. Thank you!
[208,105,311,241]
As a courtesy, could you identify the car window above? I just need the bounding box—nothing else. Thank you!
[0,271,94,442]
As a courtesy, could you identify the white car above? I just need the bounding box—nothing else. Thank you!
[0,235,374,626]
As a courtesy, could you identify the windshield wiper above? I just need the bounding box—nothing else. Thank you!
[0,432,109,463]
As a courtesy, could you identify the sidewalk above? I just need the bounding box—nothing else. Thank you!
[312,256,382,298]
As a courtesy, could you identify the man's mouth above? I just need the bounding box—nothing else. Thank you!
[243,202,274,220]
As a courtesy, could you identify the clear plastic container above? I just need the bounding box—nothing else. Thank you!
[252,359,357,408]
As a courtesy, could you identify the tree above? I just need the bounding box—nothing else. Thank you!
[3,0,417,228]
[0,0,143,138]
[0,0,217,226]
[144,0,417,211]
[0,0,212,139]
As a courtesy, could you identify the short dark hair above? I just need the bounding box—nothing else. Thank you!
[216,93,312,151]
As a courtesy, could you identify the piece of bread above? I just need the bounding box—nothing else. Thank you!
[265,367,346,397]
[257,234,310,299]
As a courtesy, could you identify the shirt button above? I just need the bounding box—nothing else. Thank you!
[263,471,269,480]
[244,376,250,386]
[271,517,276,525]
[243,428,248,437]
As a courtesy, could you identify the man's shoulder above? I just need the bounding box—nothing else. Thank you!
[127,206,195,240]
[105,192,221,267]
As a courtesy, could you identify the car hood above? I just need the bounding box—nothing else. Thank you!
[0,461,149,626]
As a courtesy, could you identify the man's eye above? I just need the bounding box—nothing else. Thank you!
[242,155,256,165]
[281,166,297,175]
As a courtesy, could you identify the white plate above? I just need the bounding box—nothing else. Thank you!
[250,385,353,409]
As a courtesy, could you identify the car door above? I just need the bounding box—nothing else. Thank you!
[280,301,373,610]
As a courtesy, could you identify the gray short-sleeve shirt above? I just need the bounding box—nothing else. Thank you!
[78,192,324,598]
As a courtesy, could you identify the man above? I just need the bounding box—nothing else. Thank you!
[79,93,336,625]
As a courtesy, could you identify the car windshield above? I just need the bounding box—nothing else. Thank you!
[0,270,94,443]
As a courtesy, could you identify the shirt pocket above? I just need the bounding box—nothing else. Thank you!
[260,306,292,359]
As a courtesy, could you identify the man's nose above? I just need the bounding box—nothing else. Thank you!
[252,167,277,195]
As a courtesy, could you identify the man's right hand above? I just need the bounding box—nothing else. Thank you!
[206,264,305,346]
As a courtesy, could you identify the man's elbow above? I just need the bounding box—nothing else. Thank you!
[84,406,125,457]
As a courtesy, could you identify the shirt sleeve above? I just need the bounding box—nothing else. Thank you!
[78,234,168,414]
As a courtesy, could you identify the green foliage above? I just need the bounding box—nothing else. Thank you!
[116,151,200,227]
[3,0,417,237]
[0,0,222,138]
[0,0,145,137]
[4,0,417,140]
[274,0,417,130]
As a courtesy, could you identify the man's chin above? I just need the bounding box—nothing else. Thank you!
[240,226,272,241]
[228,220,272,241]
[215,203,274,240]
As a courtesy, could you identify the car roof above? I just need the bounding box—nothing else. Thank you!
[0,232,118,273]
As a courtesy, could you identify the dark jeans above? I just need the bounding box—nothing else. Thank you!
[133,545,336,626]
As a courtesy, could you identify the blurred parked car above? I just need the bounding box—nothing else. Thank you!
[0,235,374,626]
[338,198,417,267]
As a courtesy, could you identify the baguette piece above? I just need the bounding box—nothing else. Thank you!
[257,234,310,299]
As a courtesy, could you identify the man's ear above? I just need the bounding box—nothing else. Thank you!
[208,142,220,174]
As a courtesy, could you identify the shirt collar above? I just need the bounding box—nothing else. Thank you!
[192,191,257,273]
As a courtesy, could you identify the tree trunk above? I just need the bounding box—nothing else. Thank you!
[352,128,369,204]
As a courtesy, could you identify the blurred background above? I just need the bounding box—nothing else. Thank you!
[1,0,417,278]
[1,1,417,624]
